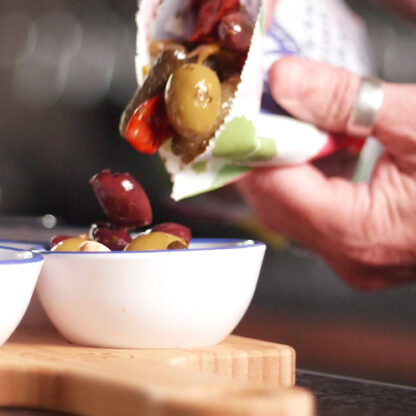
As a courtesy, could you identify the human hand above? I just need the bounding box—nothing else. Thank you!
[238,57,416,290]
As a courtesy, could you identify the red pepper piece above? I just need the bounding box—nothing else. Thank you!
[125,95,173,155]
[189,0,241,43]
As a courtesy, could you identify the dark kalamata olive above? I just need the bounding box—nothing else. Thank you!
[152,222,192,245]
[165,63,221,140]
[218,10,254,53]
[89,222,131,251]
[89,170,152,228]
[50,235,71,249]
[215,48,246,76]
[120,50,188,136]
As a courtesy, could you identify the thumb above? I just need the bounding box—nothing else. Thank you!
[269,57,416,166]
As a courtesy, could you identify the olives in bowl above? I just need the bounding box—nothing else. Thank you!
[50,170,191,253]
[119,0,254,162]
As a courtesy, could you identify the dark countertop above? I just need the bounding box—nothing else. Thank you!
[1,370,415,416]
[297,370,416,416]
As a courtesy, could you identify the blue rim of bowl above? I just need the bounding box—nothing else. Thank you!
[43,238,266,254]
[0,245,44,265]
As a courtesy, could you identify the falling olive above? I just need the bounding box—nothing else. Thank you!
[125,232,187,251]
[89,170,152,228]
[165,63,221,140]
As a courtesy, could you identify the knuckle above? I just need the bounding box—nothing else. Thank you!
[321,68,356,130]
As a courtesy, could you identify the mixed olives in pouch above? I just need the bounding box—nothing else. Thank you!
[121,0,265,200]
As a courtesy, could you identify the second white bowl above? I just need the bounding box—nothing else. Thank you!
[0,246,43,345]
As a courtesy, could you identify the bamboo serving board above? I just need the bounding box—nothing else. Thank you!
[0,328,315,416]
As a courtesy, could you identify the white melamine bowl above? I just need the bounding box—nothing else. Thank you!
[0,246,44,345]
[36,239,266,349]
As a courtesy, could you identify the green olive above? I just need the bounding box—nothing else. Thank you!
[170,74,240,164]
[165,63,221,140]
[51,237,88,252]
[125,232,186,251]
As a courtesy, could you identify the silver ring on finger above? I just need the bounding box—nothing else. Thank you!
[347,77,384,138]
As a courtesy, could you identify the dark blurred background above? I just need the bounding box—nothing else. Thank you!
[1,0,416,385]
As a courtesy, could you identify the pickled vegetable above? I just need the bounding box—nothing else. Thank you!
[120,50,188,136]
[125,95,173,155]
[165,63,221,140]
[188,43,220,65]
[148,40,187,59]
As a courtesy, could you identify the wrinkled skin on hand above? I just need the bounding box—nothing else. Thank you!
[238,13,416,290]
